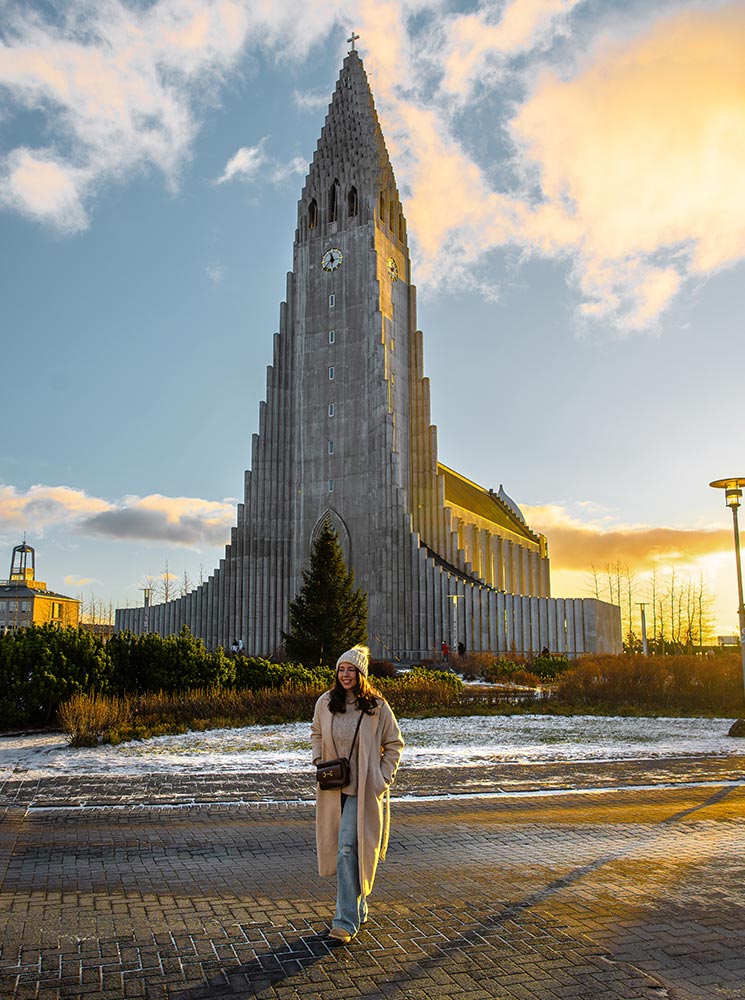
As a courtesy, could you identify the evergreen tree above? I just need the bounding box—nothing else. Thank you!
[283,520,367,666]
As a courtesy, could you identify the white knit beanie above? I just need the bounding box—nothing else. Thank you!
[336,645,369,676]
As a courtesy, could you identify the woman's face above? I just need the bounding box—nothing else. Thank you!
[337,662,358,691]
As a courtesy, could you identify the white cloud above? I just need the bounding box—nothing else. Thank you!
[64,574,97,588]
[214,141,268,184]
[0,148,88,231]
[206,261,225,285]
[214,141,305,186]
[0,484,112,534]
[353,0,745,331]
[292,87,331,112]
[0,483,235,547]
[270,155,308,184]
[0,0,342,231]
[81,493,236,546]
[521,501,732,571]
[3,0,744,332]
[435,0,582,100]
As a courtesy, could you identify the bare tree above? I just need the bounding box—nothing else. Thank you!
[586,562,716,653]
[159,560,177,603]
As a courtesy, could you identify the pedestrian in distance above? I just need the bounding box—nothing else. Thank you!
[310,645,404,944]
[457,641,465,658]
[441,639,449,662]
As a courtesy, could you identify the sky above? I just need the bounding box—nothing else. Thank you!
[1,0,744,635]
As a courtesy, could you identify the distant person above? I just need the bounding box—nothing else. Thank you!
[311,645,404,944]
[457,641,465,658]
[237,638,244,653]
[540,646,550,657]
[441,640,449,662]
[230,639,239,655]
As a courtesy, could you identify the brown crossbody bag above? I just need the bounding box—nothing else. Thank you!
[316,710,364,790]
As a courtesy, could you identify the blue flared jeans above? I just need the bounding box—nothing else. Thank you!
[333,795,368,935]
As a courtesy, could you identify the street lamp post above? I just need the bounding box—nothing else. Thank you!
[449,594,462,653]
[709,478,745,713]
[637,602,648,657]
[140,587,152,635]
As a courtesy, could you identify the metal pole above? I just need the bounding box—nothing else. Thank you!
[730,503,745,696]
[141,588,151,635]
[638,603,648,657]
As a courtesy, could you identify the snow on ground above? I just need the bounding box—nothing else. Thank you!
[0,715,739,779]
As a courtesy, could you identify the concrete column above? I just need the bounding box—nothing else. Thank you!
[565,600,577,657]
[529,595,540,655]
[572,598,585,654]
[547,597,557,653]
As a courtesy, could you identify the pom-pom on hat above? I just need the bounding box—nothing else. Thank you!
[336,645,369,677]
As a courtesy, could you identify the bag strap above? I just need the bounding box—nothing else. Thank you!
[331,707,364,759]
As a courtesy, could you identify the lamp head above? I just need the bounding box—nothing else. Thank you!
[725,486,743,509]
[710,478,745,509]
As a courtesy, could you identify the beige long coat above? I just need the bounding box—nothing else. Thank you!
[310,692,404,897]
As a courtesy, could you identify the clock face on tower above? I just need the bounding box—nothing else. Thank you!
[321,248,343,271]
[387,256,399,281]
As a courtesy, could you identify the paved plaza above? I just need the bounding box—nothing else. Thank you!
[1,754,744,1000]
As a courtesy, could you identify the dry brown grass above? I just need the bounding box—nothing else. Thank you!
[58,692,132,747]
[554,653,744,715]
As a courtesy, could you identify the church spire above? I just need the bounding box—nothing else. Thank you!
[297,48,407,249]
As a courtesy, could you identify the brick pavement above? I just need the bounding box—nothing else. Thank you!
[1,760,744,1000]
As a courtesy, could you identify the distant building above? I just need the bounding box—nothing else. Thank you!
[0,542,80,633]
[717,635,740,647]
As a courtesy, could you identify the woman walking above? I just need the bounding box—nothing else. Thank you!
[311,645,404,943]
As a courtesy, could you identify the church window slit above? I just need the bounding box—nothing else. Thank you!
[389,200,395,230]
[308,198,317,230]
[379,190,386,223]
[328,440,334,454]
[328,366,334,380]
[328,479,335,492]
[398,213,405,242]
[348,186,358,217]
[328,403,335,417]
[328,330,335,344]
[329,180,339,223]
[329,293,335,307]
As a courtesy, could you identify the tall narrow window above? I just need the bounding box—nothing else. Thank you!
[329,179,339,223]
[329,293,335,308]
[328,440,334,454]
[328,330,335,344]
[328,366,334,380]
[328,403,335,417]
[328,479,335,492]
[379,190,386,223]
[348,186,358,217]
[398,213,405,242]
[389,200,395,229]
[308,198,317,230]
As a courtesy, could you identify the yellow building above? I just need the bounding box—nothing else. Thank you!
[0,542,80,632]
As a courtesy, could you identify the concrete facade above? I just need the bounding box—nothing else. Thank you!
[115,50,621,659]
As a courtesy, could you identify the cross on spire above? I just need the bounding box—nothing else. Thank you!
[347,31,360,52]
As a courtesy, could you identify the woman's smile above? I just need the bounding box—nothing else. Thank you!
[337,664,357,690]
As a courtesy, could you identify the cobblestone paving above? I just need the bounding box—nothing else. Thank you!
[1,759,744,999]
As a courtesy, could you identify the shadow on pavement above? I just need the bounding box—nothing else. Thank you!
[170,931,338,999]
[171,786,739,999]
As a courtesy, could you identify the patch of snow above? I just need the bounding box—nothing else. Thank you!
[0,715,739,780]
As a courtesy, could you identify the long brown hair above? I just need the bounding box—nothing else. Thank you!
[328,668,382,715]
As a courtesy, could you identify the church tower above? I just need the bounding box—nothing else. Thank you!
[116,44,621,658]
